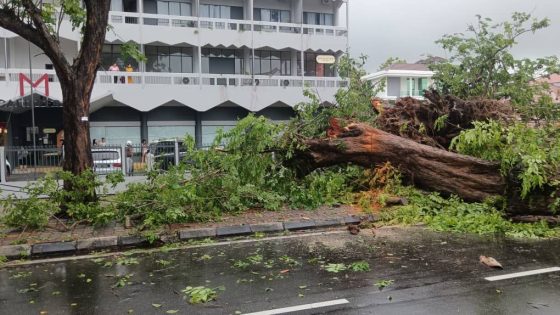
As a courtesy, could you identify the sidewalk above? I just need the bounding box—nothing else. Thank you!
[0,176,147,199]
[0,205,377,259]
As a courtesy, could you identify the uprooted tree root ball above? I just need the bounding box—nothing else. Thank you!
[376,89,516,149]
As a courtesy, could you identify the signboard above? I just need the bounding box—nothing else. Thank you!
[43,128,56,134]
[316,55,336,64]
[19,73,50,97]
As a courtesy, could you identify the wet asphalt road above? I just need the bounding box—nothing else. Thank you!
[1,227,560,315]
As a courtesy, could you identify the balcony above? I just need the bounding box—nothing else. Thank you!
[0,68,347,112]
[104,11,347,51]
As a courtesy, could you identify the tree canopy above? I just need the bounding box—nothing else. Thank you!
[430,12,560,107]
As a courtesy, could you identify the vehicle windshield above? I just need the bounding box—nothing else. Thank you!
[92,151,119,161]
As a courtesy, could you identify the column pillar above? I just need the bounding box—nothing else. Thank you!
[291,50,298,76]
[193,0,199,16]
[140,112,148,142]
[195,112,202,148]
[244,48,252,75]
[333,3,340,26]
[246,0,253,20]
[193,47,201,73]
[294,0,303,23]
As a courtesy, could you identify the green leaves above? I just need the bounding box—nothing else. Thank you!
[349,261,371,272]
[431,12,560,108]
[452,121,560,199]
[324,263,347,273]
[383,186,560,239]
[121,41,147,63]
[374,279,394,290]
[181,286,222,304]
[61,0,86,32]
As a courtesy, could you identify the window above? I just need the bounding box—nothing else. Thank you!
[200,4,243,20]
[101,44,139,71]
[298,52,336,77]
[253,8,290,22]
[253,50,291,76]
[156,0,191,16]
[201,48,245,74]
[111,0,138,12]
[303,12,334,25]
[145,46,193,73]
[418,78,429,91]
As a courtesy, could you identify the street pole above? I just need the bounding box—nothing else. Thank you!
[28,41,37,180]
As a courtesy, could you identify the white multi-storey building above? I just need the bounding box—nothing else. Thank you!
[0,0,348,147]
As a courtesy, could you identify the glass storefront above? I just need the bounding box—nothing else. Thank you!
[90,126,141,145]
[148,125,195,142]
[201,125,235,146]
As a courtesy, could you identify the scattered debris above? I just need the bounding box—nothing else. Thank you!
[479,256,503,269]
[348,225,360,235]
[375,279,394,290]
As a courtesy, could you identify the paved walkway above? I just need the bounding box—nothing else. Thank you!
[0,206,359,247]
[0,176,147,199]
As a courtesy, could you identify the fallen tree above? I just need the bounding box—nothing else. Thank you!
[376,90,515,149]
[295,122,558,216]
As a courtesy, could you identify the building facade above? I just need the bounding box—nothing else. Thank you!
[361,63,434,101]
[0,0,348,147]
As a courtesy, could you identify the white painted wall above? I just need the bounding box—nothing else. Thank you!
[8,38,78,69]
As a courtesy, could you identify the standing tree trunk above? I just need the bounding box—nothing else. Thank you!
[0,0,111,184]
[61,80,94,174]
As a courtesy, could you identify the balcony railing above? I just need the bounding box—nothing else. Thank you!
[108,11,348,37]
[399,90,426,97]
[1,69,348,90]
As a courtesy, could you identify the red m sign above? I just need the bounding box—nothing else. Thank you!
[19,73,50,97]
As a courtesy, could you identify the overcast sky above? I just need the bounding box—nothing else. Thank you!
[347,0,560,73]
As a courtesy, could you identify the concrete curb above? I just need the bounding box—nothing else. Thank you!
[0,214,378,260]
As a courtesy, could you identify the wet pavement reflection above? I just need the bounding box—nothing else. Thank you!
[1,227,560,314]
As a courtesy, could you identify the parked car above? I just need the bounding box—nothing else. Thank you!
[92,148,122,175]
[151,140,187,170]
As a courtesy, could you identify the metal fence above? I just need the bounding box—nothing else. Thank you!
[0,140,189,183]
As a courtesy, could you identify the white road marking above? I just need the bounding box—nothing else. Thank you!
[485,267,560,281]
[243,299,350,315]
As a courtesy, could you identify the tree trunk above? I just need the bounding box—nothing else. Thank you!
[296,123,557,216]
[61,80,93,175]
[300,123,506,201]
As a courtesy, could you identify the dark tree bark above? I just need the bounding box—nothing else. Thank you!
[0,0,111,182]
[297,122,556,216]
